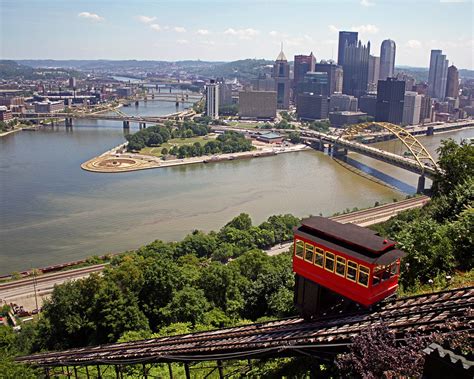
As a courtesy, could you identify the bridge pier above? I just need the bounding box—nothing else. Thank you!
[427,126,434,136]
[417,174,426,194]
[135,100,139,107]
[123,121,130,129]
[139,122,146,129]
[64,118,73,127]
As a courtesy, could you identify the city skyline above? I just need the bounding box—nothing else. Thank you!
[1,0,473,70]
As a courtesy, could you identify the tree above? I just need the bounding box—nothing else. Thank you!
[160,286,210,326]
[147,132,163,146]
[288,132,301,144]
[432,139,474,196]
[225,213,253,230]
[161,147,169,156]
[309,120,330,132]
[177,230,217,258]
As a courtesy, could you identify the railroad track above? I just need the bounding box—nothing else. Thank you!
[17,286,473,366]
[0,265,108,302]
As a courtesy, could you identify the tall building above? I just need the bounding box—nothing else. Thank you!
[206,80,219,119]
[238,91,277,119]
[342,40,370,98]
[445,65,459,99]
[315,61,343,95]
[68,77,76,89]
[296,93,329,120]
[338,31,358,66]
[395,72,416,92]
[216,78,233,107]
[359,94,377,117]
[273,48,291,109]
[329,93,358,112]
[296,72,329,97]
[368,55,380,91]
[251,74,276,92]
[419,95,432,123]
[428,50,449,100]
[294,53,316,98]
[402,91,422,125]
[379,39,396,80]
[376,77,405,124]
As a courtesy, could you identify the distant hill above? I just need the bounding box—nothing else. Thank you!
[0,60,35,79]
[1,60,82,80]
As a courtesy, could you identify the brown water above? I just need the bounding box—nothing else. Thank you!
[0,122,471,275]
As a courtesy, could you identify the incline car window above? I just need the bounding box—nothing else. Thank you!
[325,252,335,272]
[314,247,324,267]
[335,256,346,277]
[358,265,370,287]
[295,240,304,258]
[304,243,314,263]
[347,261,357,282]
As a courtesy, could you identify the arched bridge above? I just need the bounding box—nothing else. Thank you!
[300,123,439,178]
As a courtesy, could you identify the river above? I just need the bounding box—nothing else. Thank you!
[0,108,471,274]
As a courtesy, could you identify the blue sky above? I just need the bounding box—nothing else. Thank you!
[1,0,473,69]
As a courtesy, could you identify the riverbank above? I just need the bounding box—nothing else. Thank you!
[81,142,310,173]
[0,128,22,137]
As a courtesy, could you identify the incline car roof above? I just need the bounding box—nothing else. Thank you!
[297,216,397,254]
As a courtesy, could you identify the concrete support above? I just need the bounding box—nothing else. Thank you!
[184,363,191,379]
[417,174,426,194]
[135,100,139,107]
[217,360,224,378]
[65,118,73,127]
[427,126,434,136]
[168,363,173,378]
[123,121,130,129]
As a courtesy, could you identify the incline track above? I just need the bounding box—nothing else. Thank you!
[17,287,473,367]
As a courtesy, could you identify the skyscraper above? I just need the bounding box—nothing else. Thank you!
[402,91,422,125]
[296,72,329,97]
[342,40,370,98]
[428,50,449,100]
[445,65,459,99]
[294,53,316,99]
[273,48,291,109]
[315,61,343,95]
[367,55,380,91]
[379,39,396,80]
[376,77,405,124]
[338,31,358,66]
[206,80,219,119]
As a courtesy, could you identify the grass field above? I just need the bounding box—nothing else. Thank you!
[140,135,214,157]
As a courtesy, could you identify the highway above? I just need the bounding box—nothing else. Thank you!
[1,196,428,310]
[0,264,107,311]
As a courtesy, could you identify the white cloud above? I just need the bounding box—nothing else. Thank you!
[177,39,189,44]
[285,34,314,47]
[224,28,259,40]
[439,0,467,2]
[136,15,156,24]
[174,27,186,33]
[150,24,162,32]
[197,29,210,35]
[200,40,215,46]
[406,39,422,48]
[360,0,375,6]
[328,25,340,33]
[351,24,379,34]
[78,12,104,22]
[269,31,279,37]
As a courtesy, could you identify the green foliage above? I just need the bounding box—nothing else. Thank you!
[169,131,254,158]
[309,120,330,132]
[289,131,301,144]
[432,138,474,196]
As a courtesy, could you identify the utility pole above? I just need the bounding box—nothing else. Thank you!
[32,268,39,311]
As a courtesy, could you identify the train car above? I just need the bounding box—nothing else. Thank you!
[293,217,405,318]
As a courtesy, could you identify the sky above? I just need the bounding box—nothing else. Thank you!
[1,0,473,69]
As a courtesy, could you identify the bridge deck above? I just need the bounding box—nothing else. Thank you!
[17,287,473,367]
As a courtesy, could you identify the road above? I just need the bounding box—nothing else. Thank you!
[1,196,428,310]
[0,265,107,311]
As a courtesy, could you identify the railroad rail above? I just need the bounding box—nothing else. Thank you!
[17,287,473,367]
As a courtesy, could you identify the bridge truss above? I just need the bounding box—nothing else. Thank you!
[337,122,440,172]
